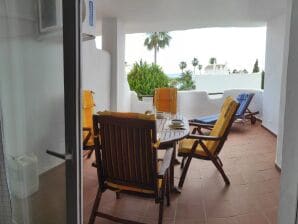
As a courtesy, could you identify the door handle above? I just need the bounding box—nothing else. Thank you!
[46,150,72,160]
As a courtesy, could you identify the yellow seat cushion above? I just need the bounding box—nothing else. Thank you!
[178,97,238,156]
[105,156,164,194]
[106,179,162,194]
[179,138,208,156]
[154,88,177,114]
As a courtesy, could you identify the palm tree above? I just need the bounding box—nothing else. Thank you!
[178,70,196,90]
[199,65,203,75]
[144,32,172,64]
[209,57,217,65]
[179,61,187,73]
[191,58,199,75]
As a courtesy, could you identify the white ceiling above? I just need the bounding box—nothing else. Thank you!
[95,0,287,34]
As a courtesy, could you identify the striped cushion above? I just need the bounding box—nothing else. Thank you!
[192,114,219,124]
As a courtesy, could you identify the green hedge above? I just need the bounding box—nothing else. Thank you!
[127,61,169,96]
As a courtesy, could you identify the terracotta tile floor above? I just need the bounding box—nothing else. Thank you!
[83,122,280,224]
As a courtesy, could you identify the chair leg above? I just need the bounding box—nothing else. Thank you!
[158,181,165,224]
[251,115,257,125]
[210,157,230,185]
[87,149,94,159]
[180,156,186,169]
[166,172,170,206]
[158,198,164,224]
[216,156,223,167]
[88,188,102,224]
[178,155,193,188]
[116,191,120,199]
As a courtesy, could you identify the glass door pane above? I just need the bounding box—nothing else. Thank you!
[0,0,81,223]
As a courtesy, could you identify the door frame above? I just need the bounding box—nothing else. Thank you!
[63,0,82,223]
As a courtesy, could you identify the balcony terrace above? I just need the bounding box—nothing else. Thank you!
[83,121,279,224]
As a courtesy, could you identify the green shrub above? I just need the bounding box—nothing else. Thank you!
[127,60,169,96]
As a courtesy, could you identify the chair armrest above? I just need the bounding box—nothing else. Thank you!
[83,127,92,131]
[189,121,215,129]
[187,134,222,141]
[244,111,259,116]
[158,147,173,178]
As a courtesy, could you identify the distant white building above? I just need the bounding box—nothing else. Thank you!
[203,64,230,75]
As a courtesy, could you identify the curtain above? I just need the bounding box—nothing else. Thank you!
[0,105,12,224]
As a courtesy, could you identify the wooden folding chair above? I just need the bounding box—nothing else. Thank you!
[178,97,239,188]
[89,112,173,224]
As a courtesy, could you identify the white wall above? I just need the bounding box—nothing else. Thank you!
[102,18,131,112]
[131,89,263,120]
[82,40,111,111]
[195,74,262,93]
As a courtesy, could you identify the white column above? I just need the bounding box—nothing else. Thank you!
[277,0,298,223]
[102,17,130,112]
[275,8,292,169]
[263,14,288,136]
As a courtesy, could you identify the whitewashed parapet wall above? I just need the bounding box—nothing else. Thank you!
[130,89,263,120]
[194,74,262,93]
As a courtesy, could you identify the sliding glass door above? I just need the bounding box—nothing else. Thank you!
[0,0,81,223]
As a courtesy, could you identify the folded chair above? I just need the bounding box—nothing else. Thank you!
[89,112,173,224]
[82,90,96,158]
[178,97,239,188]
[192,93,258,125]
[154,88,177,114]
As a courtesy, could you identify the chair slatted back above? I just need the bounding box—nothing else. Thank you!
[154,88,177,114]
[93,112,158,192]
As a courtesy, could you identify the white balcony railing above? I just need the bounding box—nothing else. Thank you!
[131,89,263,120]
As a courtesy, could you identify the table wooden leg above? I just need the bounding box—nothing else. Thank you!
[170,142,181,194]
[173,142,181,165]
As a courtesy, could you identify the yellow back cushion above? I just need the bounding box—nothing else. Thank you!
[83,90,95,109]
[83,90,96,146]
[154,88,177,114]
[206,97,238,154]
[83,90,95,127]
[98,111,155,121]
